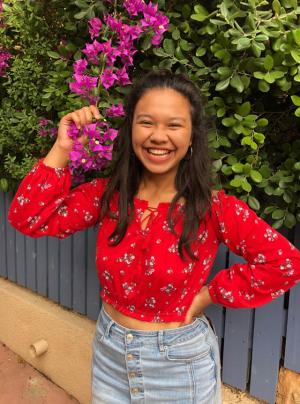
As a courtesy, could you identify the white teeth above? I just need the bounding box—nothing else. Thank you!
[147,148,171,156]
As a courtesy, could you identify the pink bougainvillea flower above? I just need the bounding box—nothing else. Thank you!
[106,103,125,117]
[0,50,11,76]
[100,68,118,89]
[123,0,145,16]
[115,66,131,86]
[88,17,102,40]
[69,74,98,98]
[73,59,88,75]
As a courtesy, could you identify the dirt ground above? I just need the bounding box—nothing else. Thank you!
[0,340,267,404]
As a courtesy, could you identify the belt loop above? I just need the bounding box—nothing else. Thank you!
[104,319,114,338]
[158,330,164,353]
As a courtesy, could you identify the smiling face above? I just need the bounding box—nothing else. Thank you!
[132,87,193,181]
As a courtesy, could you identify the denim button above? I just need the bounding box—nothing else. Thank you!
[129,371,136,378]
[126,333,134,343]
[127,353,134,360]
[131,387,139,394]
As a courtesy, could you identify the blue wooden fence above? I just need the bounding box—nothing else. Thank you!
[1,190,299,403]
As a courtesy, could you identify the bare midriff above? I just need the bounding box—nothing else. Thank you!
[103,301,186,330]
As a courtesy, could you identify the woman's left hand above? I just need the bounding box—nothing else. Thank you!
[182,285,213,325]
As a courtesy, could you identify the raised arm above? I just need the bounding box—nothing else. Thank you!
[8,106,107,239]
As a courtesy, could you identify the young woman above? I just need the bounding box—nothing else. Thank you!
[8,70,300,403]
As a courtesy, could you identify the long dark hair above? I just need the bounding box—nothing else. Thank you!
[95,69,213,261]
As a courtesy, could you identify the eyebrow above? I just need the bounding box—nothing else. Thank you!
[136,114,187,122]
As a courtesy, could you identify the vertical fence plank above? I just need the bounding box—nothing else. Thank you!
[36,237,48,297]
[59,235,73,309]
[73,231,87,315]
[15,231,26,287]
[206,244,227,349]
[86,227,101,321]
[5,192,16,282]
[221,251,253,390]
[26,237,37,291]
[48,237,60,302]
[0,192,7,278]
[284,283,300,372]
[249,297,285,404]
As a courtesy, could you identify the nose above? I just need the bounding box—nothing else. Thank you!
[149,125,168,143]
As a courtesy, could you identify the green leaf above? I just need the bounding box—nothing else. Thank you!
[74,10,88,19]
[232,163,244,173]
[237,102,251,116]
[196,47,206,57]
[272,0,281,14]
[250,170,263,183]
[272,219,284,229]
[258,80,270,92]
[264,55,274,71]
[172,28,180,41]
[257,118,268,127]
[0,178,8,192]
[236,37,251,50]
[217,67,232,77]
[230,75,244,93]
[248,195,260,210]
[163,39,175,56]
[47,51,60,59]
[193,4,209,20]
[215,77,230,91]
[253,71,265,80]
[294,162,300,170]
[241,179,252,192]
[284,212,296,228]
[292,28,300,46]
[272,209,285,220]
[222,117,236,127]
[291,49,300,63]
[291,95,300,107]
[230,177,243,187]
[253,132,265,143]
[295,107,300,117]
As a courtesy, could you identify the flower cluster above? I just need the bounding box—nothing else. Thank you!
[0,1,11,76]
[65,0,169,180]
[38,118,58,138]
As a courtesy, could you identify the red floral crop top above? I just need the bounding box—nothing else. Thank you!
[8,158,300,322]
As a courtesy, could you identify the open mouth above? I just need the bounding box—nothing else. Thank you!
[146,148,172,156]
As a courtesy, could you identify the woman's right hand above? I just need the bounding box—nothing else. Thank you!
[56,105,101,152]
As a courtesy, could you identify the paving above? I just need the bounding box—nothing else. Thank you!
[0,341,80,404]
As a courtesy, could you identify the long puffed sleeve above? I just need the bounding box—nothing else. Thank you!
[208,190,300,308]
[8,158,107,238]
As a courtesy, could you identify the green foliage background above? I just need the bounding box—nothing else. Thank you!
[1,0,300,230]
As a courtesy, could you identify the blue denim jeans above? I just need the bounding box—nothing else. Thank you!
[91,305,222,403]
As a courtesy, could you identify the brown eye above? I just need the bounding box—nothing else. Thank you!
[140,121,153,126]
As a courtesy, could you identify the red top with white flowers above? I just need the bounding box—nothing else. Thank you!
[8,158,300,322]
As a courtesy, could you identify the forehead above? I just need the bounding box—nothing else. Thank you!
[134,87,192,118]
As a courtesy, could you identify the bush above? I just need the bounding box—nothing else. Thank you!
[1,0,300,229]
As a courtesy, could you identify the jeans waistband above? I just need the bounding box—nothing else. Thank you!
[98,304,212,344]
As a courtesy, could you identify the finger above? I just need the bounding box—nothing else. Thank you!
[77,109,88,127]
[89,104,101,120]
[82,106,93,124]
[69,112,81,130]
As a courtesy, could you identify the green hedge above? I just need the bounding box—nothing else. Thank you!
[1,0,300,229]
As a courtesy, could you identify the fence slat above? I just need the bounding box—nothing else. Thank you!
[5,192,16,282]
[206,244,228,349]
[0,191,7,277]
[36,237,48,297]
[48,237,59,302]
[15,231,26,287]
[285,284,300,372]
[59,236,72,309]
[249,296,284,404]
[73,231,87,314]
[86,227,101,320]
[221,251,253,390]
[26,237,36,291]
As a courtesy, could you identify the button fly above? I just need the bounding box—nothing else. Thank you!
[126,333,134,343]
[129,371,136,378]
[127,353,134,360]
[131,387,139,394]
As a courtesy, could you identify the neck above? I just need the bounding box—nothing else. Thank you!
[139,171,177,199]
